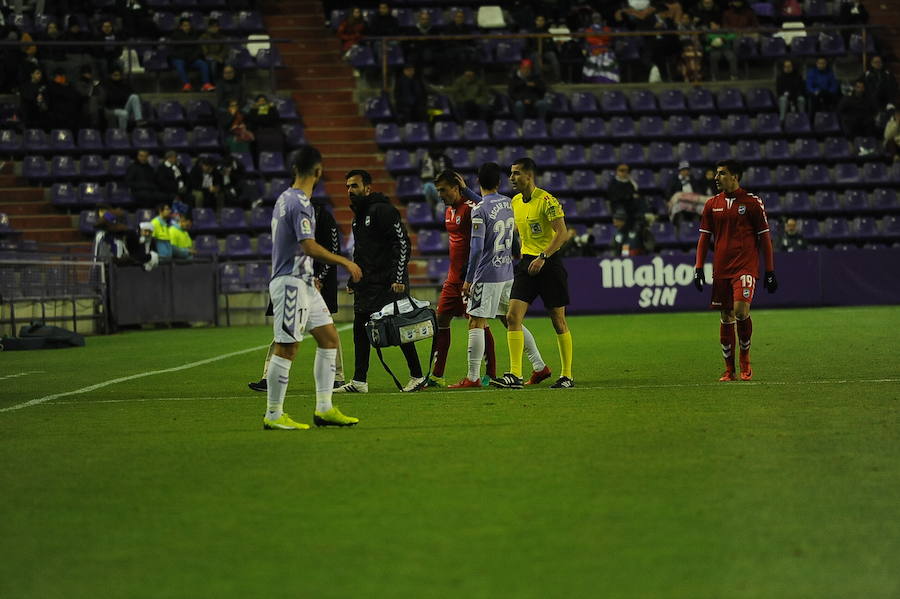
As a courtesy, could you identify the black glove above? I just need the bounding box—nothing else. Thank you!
[764,271,778,293]
[693,268,706,292]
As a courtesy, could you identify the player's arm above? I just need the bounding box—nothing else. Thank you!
[694,201,713,291]
[314,208,340,282]
[301,238,361,282]
[527,216,567,275]
[454,172,483,204]
[751,201,777,293]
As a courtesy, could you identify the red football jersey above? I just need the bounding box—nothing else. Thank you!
[699,187,770,278]
[444,201,474,283]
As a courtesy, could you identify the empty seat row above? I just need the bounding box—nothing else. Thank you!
[77,206,272,235]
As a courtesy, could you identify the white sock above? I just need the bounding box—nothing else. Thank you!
[334,336,345,382]
[261,340,276,378]
[314,347,337,413]
[467,328,485,382]
[265,354,292,420]
[522,326,545,371]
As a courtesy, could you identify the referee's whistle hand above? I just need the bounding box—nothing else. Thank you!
[527,258,544,276]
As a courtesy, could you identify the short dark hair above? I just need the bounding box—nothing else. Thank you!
[345,169,372,185]
[179,18,190,25]
[434,170,461,188]
[256,94,268,102]
[511,156,537,175]
[291,146,322,177]
[715,159,743,180]
[478,162,502,190]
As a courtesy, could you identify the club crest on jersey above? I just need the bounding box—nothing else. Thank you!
[738,205,746,215]
[365,216,371,227]
[455,216,461,225]
[743,288,751,298]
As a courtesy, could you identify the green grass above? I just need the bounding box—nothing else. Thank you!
[1,307,899,599]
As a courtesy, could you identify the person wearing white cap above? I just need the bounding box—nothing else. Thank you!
[666,160,706,226]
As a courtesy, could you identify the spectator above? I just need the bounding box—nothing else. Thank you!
[722,0,759,30]
[448,68,493,121]
[649,2,682,82]
[217,152,247,207]
[116,0,159,40]
[214,64,243,109]
[156,150,190,202]
[705,21,737,81]
[337,6,366,57]
[367,2,401,64]
[443,9,477,73]
[95,208,158,269]
[614,0,659,81]
[103,67,144,129]
[219,97,253,154]
[200,18,228,81]
[151,202,173,260]
[806,56,840,115]
[883,106,900,162]
[126,150,170,208]
[405,9,441,77]
[692,0,722,27]
[581,12,619,84]
[138,221,157,256]
[776,58,806,122]
[46,69,81,129]
[393,64,428,124]
[864,56,898,116]
[666,160,707,224]
[509,58,551,122]
[190,156,223,210]
[525,15,561,83]
[607,163,647,254]
[779,218,807,252]
[838,1,868,43]
[19,67,50,128]
[94,20,122,78]
[74,64,105,129]
[169,214,195,260]
[559,226,596,258]
[675,11,703,83]
[838,79,877,140]
[245,93,279,129]
[63,20,91,75]
[36,21,67,78]
[419,148,453,207]
[169,18,215,92]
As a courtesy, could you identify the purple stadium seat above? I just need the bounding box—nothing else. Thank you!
[396,175,422,201]
[223,233,252,257]
[78,182,105,205]
[463,120,490,144]
[600,90,629,114]
[570,170,598,194]
[822,137,851,160]
[734,36,759,61]
[803,164,832,188]
[50,155,78,180]
[579,197,608,221]
[347,44,376,68]
[759,36,787,59]
[834,163,861,185]
[666,115,695,138]
[230,48,256,71]
[790,36,817,57]
[433,120,460,145]
[50,129,76,153]
[532,144,558,168]
[242,262,268,289]
[735,139,762,162]
[23,156,49,182]
[131,127,158,150]
[813,112,840,135]
[723,114,752,136]
[160,127,188,150]
[814,190,840,213]
[220,263,244,293]
[759,191,781,216]
[445,147,472,171]
[854,217,879,240]
[156,100,186,125]
[547,92,571,117]
[763,139,790,162]
[406,201,434,227]
[745,87,775,112]
[238,11,265,32]
[24,129,49,153]
[417,229,448,253]
[78,210,98,235]
[494,40,524,64]
[550,118,578,141]
[754,113,781,136]
[540,171,568,191]
[591,223,614,247]
[192,207,218,232]
[77,129,104,152]
[184,99,215,125]
[863,162,891,185]
[559,144,587,168]
[474,146,500,165]
[570,92,599,115]
[258,152,287,176]
[659,89,688,113]
[743,165,772,188]
[818,33,845,57]
[491,119,518,142]
[248,206,272,230]
[385,149,414,175]
[697,115,723,138]
[848,33,876,54]
[106,182,134,206]
[194,234,219,256]
[108,155,132,179]
[282,123,306,148]
[631,168,659,191]
[687,88,715,113]
[403,122,431,145]
[650,222,677,245]
[365,94,393,122]
[79,155,108,179]
[772,164,802,189]
[521,118,548,142]
[884,216,900,238]
[716,88,746,113]
[104,129,132,152]
[618,143,645,165]
[783,112,812,135]
[614,37,643,63]
[580,117,606,140]
[792,138,821,162]
[637,116,665,138]
[843,189,869,212]
[256,233,273,257]
[588,143,617,167]
[270,97,297,121]
[0,129,22,154]
[823,217,852,241]
[557,198,577,216]
[219,207,247,231]
[628,89,658,114]
[375,123,401,147]
[191,126,220,150]
[50,183,78,207]
[782,191,812,215]
[609,116,637,140]
[677,141,704,164]
[427,257,450,280]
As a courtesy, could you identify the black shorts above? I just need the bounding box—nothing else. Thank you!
[510,254,570,308]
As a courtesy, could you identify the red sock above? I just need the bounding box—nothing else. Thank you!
[432,327,451,377]
[484,325,497,378]
[736,317,752,354]
[720,321,736,371]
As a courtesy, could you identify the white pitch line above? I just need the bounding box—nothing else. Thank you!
[28,377,900,407]
[0,371,45,381]
[1,324,355,413]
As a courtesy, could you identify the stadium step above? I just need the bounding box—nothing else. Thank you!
[303,127,375,143]
[7,214,74,229]
[312,141,379,155]
[23,228,85,243]
[2,187,46,202]
[293,100,359,117]
[277,73,354,91]
[312,115,369,128]
[0,201,54,215]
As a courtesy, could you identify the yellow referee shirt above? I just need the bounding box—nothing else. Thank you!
[511,187,565,256]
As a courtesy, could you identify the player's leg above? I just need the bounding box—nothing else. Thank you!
[483,324,497,381]
[548,307,574,388]
[541,256,573,388]
[310,321,358,427]
[333,332,345,387]
[497,314,548,383]
[399,340,425,392]
[450,315,488,388]
[263,277,309,429]
[248,339,275,392]
[719,306,737,381]
[334,310,370,393]
[504,299,529,381]
[429,308,454,387]
[735,300,753,380]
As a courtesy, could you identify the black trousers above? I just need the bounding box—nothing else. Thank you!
[352,311,422,383]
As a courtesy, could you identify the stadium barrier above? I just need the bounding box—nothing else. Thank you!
[531,248,900,314]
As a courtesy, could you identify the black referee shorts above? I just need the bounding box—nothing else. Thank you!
[510,254,570,308]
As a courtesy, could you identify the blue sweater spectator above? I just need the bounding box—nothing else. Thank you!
[806,57,839,114]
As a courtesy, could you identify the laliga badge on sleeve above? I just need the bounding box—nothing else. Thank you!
[301,218,312,235]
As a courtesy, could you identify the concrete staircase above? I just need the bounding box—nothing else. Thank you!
[0,164,81,245]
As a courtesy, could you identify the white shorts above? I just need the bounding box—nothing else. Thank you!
[467,280,512,318]
[270,276,333,343]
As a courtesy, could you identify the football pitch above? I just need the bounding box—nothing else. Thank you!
[1,306,899,599]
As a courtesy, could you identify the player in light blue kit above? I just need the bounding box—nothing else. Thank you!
[264,146,362,430]
[449,162,518,388]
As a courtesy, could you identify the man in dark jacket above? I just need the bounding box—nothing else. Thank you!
[334,169,425,393]
[169,18,214,92]
[156,150,190,201]
[509,59,550,122]
[838,79,877,138]
[125,150,170,207]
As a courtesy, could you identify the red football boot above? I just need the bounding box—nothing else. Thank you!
[719,370,736,382]
[524,365,552,386]
[448,378,481,389]
[739,350,752,381]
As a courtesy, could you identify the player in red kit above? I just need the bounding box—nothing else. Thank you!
[694,160,778,381]
[425,170,497,387]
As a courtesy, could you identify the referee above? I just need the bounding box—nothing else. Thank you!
[494,157,574,389]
